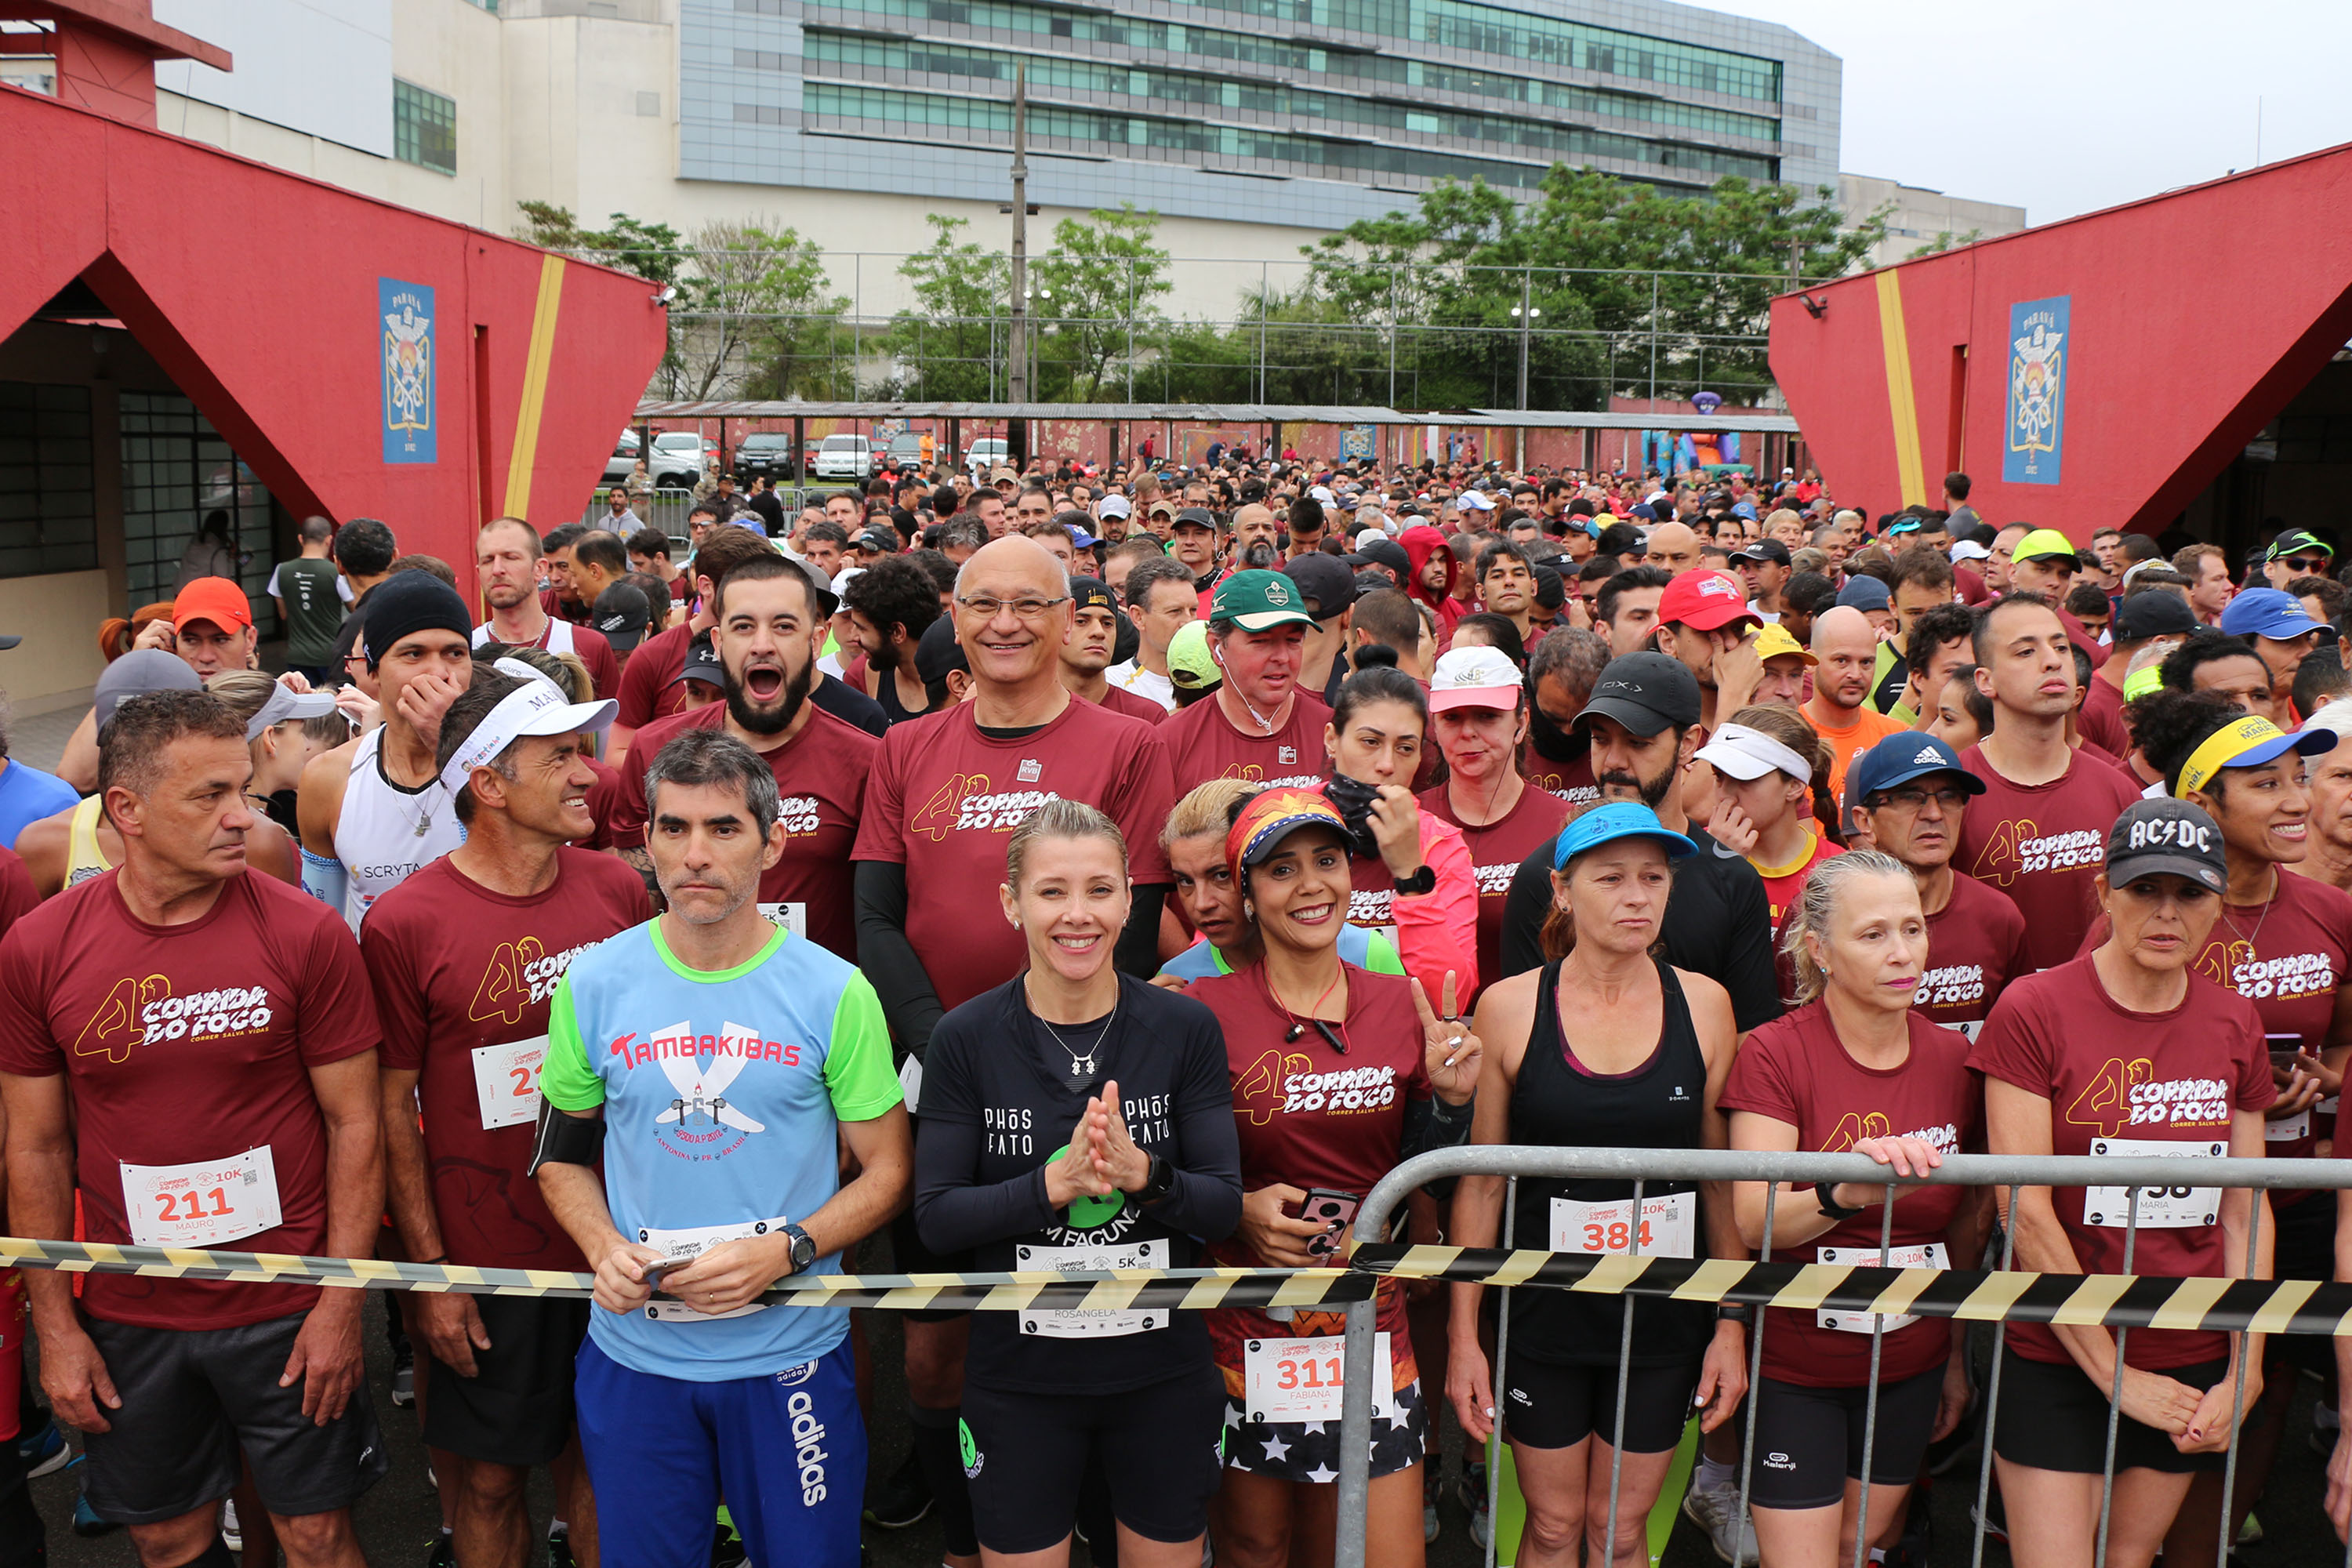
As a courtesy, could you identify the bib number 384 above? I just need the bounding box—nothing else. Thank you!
[1548,1192,1697,1258]
[122,1146,282,1249]
[2085,1138,2224,1229]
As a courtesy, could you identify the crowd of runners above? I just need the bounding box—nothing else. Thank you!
[2,450,2351,1568]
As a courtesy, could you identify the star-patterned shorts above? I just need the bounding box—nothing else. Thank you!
[1221,1374,1428,1483]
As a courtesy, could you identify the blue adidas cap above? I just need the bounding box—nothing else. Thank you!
[1552,802,1697,871]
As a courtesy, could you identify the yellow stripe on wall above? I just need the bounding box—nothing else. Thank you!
[1875,269,1928,508]
[501,253,569,521]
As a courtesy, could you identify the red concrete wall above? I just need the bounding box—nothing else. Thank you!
[1769,142,2352,542]
[0,83,669,596]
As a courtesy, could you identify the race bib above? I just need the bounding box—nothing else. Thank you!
[1243,1331,1393,1426]
[1816,1242,1949,1334]
[1548,1191,1697,1258]
[471,1036,547,1131]
[1014,1238,1168,1338]
[122,1147,282,1249]
[2267,1105,2311,1143]
[2084,1137,2224,1229]
[757,902,808,938]
[639,1214,790,1322]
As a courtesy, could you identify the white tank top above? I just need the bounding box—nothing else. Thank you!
[472,617,575,655]
[335,727,466,930]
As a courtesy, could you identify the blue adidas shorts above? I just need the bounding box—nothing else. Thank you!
[575,1334,866,1568]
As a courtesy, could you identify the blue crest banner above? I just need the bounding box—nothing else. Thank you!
[2003,296,2067,485]
[381,278,437,464]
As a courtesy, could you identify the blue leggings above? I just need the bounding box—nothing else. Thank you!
[575,1335,866,1568]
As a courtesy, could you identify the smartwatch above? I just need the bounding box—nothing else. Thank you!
[782,1221,818,1275]
[1392,864,1436,897]
[1814,1181,1864,1223]
[1136,1152,1176,1205]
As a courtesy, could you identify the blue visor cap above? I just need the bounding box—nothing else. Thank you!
[1552,801,1699,871]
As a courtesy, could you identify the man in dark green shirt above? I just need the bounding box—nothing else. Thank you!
[270,515,350,681]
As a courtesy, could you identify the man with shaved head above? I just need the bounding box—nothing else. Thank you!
[848,535,1178,1560]
[1801,604,1907,801]
[1642,520,1703,578]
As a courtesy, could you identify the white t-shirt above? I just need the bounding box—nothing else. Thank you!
[1105,659,1175,712]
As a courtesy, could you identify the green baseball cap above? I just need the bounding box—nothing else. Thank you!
[2012,527,2081,565]
[1211,568,1316,632]
[2269,528,2334,562]
[1167,620,1221,692]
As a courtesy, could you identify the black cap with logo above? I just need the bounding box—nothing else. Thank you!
[1573,652,1703,737]
[2104,798,2227,893]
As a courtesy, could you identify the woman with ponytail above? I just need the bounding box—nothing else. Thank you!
[1696,703,1842,942]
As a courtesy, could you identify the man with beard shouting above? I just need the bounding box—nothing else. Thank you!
[608,554,874,961]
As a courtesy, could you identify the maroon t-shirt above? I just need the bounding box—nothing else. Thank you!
[615,622,696,731]
[1918,870,2032,1037]
[611,704,877,962]
[1419,781,1571,994]
[0,846,34,936]
[1190,962,1429,1389]
[1720,1003,1980,1388]
[2076,872,2352,1173]
[1160,689,1333,796]
[853,698,1175,1013]
[361,851,650,1270]
[0,873,381,1328]
[577,757,623,853]
[1954,745,2143,973]
[1969,956,2274,1369]
[2079,676,2131,758]
[1089,683,1167,727]
[1522,746,1600,806]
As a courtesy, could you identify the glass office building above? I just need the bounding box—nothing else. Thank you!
[692,0,1840,230]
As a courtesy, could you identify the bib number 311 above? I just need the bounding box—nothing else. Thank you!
[1243,1331,1393,1425]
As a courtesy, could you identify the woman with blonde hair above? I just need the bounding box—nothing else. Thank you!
[1696,702,1841,941]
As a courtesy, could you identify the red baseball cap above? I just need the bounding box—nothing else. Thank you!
[1656,569,1759,634]
[172,576,253,633]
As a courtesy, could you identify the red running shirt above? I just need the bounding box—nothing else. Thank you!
[1968,955,2274,1369]
[1521,746,1600,807]
[1917,871,2031,1037]
[1720,1002,1980,1388]
[615,622,697,731]
[0,873,381,1329]
[608,704,877,963]
[1954,746,2143,973]
[1160,690,1333,797]
[853,699,1175,1014]
[1418,782,1570,996]
[361,851,652,1270]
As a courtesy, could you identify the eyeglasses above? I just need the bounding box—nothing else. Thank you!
[2281,556,2331,574]
[1870,786,1970,813]
[955,593,1071,622]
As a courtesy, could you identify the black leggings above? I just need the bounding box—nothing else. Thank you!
[1746,1368,1944,1512]
[1501,1356,1700,1454]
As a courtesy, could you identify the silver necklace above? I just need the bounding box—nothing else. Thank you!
[1034,990,1120,1078]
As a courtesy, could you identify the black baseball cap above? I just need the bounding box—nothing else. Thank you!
[1282,554,1357,620]
[681,631,724,688]
[1730,539,1791,568]
[2104,798,2227,894]
[915,615,967,686]
[1069,575,1116,615]
[1172,506,1219,533]
[592,582,654,652]
[1359,538,1413,579]
[2112,591,2198,642]
[1595,522,1645,558]
[1573,652,1702,737]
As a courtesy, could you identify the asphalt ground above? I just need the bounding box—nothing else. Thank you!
[18,1290,2347,1567]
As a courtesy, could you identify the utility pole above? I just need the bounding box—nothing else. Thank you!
[1006,63,1029,466]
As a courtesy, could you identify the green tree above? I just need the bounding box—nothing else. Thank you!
[881,215,1010,401]
[670,218,852,400]
[516,203,689,387]
[1032,205,1172,401]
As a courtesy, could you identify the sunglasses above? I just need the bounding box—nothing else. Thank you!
[2281,555,2331,574]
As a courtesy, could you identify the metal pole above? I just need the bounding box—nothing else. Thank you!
[1485,1178,1518,1568]
[1515,268,1531,413]
[1258,261,1269,404]
[1007,64,1029,408]
[1334,1294,1377,1568]
[1648,271,1659,409]
[1126,256,1135,403]
[1388,265,1398,410]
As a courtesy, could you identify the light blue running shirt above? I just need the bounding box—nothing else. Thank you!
[540,918,902,1381]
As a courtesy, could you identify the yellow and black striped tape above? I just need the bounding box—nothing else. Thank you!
[4,1236,2347,1334]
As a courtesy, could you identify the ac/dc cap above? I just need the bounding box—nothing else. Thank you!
[2104,798,2227,894]
[1573,652,1701,737]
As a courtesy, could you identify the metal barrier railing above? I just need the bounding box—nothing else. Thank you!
[1334,1147,2352,1568]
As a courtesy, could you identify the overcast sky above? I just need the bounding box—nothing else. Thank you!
[1711,0,2352,225]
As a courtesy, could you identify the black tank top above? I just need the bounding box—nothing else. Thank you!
[1506,956,1713,1367]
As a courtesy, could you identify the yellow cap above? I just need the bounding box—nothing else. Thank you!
[1754,621,1817,666]
[2013,528,2081,565]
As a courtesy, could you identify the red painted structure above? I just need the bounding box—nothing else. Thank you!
[1769,142,2352,542]
[0,11,666,596]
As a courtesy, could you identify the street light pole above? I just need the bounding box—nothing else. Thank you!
[1511,273,1539,470]
[1007,64,1029,463]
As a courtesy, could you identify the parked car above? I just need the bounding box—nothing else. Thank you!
[813,434,877,480]
[649,431,708,488]
[602,430,640,485]
[885,431,930,470]
[734,433,800,482]
[964,437,1008,477]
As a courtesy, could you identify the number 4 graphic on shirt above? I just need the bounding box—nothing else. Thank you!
[2066,1056,2151,1138]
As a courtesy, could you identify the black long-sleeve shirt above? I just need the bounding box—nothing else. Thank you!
[1500,825,1785,1034]
[914,975,1241,1393]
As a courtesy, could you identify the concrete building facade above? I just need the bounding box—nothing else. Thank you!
[1838,172,2027,271]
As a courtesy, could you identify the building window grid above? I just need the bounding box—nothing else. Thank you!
[394,78,458,174]
[0,383,97,580]
[804,30,1774,162]
[118,392,273,618]
[797,82,1772,188]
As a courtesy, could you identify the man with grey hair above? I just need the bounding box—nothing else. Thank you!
[535,724,911,1568]
[365,666,648,1568]
[0,690,388,1566]
[1106,554,1198,712]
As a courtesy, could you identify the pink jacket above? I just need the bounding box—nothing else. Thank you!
[1390,811,1482,1012]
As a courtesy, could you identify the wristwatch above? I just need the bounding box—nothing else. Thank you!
[1136,1152,1176,1205]
[1814,1181,1864,1223]
[1392,864,1436,897]
[781,1221,818,1275]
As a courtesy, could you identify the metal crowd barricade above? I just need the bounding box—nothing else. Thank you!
[1334,1147,2352,1568]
